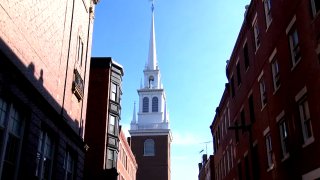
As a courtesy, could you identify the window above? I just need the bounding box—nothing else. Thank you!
[152,97,158,112]
[243,43,250,70]
[253,17,260,50]
[263,0,272,27]
[299,97,313,143]
[271,59,280,90]
[279,119,289,158]
[111,83,117,102]
[77,37,84,66]
[288,28,301,66]
[64,150,75,180]
[108,115,116,135]
[106,148,117,169]
[236,63,241,86]
[142,97,149,112]
[230,76,235,97]
[144,139,155,156]
[311,0,320,17]
[35,130,54,180]
[0,98,25,180]
[265,133,273,168]
[259,78,267,108]
[248,94,255,123]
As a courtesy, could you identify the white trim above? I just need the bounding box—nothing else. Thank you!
[263,126,270,136]
[286,15,296,34]
[236,57,240,64]
[276,110,285,122]
[258,70,264,81]
[244,151,249,157]
[295,86,307,101]
[247,90,253,98]
[242,38,248,48]
[302,167,320,180]
[252,13,258,26]
[268,48,277,63]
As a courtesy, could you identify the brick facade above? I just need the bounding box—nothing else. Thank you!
[211,0,320,179]
[0,0,98,179]
[117,128,138,180]
[84,57,124,180]
[130,134,171,180]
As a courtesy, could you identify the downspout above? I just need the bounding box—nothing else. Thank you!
[79,3,95,137]
[61,0,76,117]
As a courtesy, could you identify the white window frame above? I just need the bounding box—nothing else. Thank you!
[111,83,117,102]
[269,49,280,92]
[263,0,272,28]
[258,72,267,109]
[252,13,260,51]
[265,133,274,170]
[286,16,301,68]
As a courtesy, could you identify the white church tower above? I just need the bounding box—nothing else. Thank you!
[129,2,172,180]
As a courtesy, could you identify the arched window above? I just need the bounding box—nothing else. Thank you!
[143,97,149,112]
[152,97,158,112]
[144,139,155,156]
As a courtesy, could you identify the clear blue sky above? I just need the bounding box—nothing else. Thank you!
[91,0,250,179]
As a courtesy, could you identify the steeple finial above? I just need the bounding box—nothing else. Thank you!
[147,0,157,70]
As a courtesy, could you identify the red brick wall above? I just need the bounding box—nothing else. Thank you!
[211,0,320,179]
[131,135,171,180]
[0,0,95,136]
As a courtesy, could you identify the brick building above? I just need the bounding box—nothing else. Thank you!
[211,0,320,180]
[198,155,215,180]
[84,57,124,180]
[117,127,138,180]
[0,0,98,179]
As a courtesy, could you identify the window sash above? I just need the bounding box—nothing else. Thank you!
[264,0,272,24]
[259,80,267,106]
[36,131,54,179]
[279,120,288,156]
[152,97,158,112]
[271,59,280,89]
[265,134,273,167]
[254,22,260,49]
[111,83,117,101]
[143,97,149,112]
[299,99,312,140]
[289,29,301,63]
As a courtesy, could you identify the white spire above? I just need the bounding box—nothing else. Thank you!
[147,1,157,70]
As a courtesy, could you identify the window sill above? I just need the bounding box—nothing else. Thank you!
[281,153,290,162]
[255,46,260,54]
[267,164,275,172]
[273,85,280,95]
[266,19,273,32]
[302,136,315,148]
[291,58,301,71]
[261,104,267,111]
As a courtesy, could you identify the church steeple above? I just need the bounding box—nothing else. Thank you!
[146,1,157,70]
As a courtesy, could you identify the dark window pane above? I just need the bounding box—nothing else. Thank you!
[143,97,149,112]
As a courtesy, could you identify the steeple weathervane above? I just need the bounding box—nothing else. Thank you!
[147,0,157,70]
